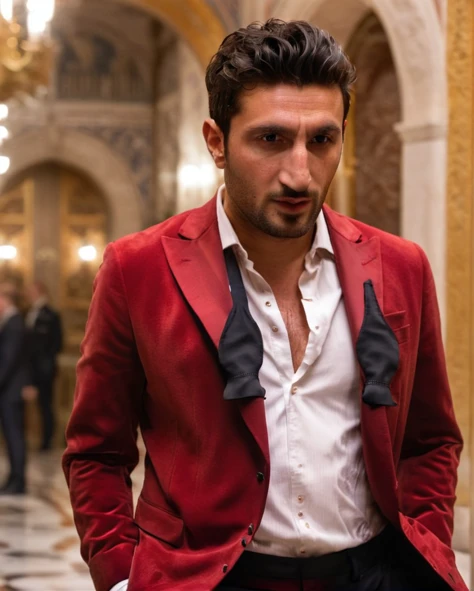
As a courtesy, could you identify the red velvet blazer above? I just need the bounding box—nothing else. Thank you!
[63,198,465,591]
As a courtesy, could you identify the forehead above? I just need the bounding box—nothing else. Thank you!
[234,83,345,127]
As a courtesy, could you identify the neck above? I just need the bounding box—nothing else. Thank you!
[234,220,314,285]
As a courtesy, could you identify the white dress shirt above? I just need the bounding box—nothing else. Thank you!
[217,186,385,557]
[25,296,47,329]
[110,187,385,590]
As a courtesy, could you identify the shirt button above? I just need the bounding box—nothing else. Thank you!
[291,386,298,394]
[265,301,272,307]
[271,325,278,333]
[297,495,304,502]
[300,548,306,555]
[305,522,310,529]
[298,511,303,517]
[256,472,265,482]
[315,325,320,331]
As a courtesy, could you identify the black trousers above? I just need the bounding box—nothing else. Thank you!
[218,526,451,591]
[37,378,55,449]
[0,397,25,485]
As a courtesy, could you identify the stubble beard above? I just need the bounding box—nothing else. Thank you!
[225,166,326,239]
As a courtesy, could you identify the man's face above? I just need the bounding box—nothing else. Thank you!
[204,84,345,241]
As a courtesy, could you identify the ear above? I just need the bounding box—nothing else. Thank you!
[202,119,226,169]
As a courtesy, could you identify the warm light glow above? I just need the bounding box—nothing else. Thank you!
[0,105,8,120]
[0,244,17,260]
[0,0,13,22]
[0,126,9,142]
[26,0,55,39]
[0,156,10,174]
[78,245,97,262]
[179,164,216,189]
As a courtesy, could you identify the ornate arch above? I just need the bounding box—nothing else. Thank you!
[120,0,227,67]
[269,0,445,128]
[0,127,143,240]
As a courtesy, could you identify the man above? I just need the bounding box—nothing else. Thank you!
[25,281,62,450]
[0,283,29,495]
[63,20,465,591]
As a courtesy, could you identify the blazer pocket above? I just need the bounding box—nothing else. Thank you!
[384,310,410,345]
[134,496,184,547]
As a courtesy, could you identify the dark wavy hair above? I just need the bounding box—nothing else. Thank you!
[206,19,356,139]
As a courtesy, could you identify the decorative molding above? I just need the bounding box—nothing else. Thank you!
[394,121,448,143]
[446,0,473,513]
[76,125,153,203]
[7,101,154,127]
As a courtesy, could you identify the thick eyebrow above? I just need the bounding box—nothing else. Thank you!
[246,123,342,137]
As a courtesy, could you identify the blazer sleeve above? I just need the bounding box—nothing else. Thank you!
[397,245,463,548]
[0,315,25,390]
[62,243,146,591]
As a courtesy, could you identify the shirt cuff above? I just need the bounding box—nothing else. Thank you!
[110,580,128,591]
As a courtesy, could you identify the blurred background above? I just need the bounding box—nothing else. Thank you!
[0,0,472,589]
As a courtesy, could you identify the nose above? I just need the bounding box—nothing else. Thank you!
[278,142,311,192]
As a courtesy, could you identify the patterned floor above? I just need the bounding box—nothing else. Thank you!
[0,451,470,590]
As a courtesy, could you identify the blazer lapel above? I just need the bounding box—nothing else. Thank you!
[162,200,231,350]
[162,197,270,464]
[324,206,399,524]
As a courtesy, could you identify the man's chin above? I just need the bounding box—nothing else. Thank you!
[261,222,315,240]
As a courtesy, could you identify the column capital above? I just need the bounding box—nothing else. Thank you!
[394,121,447,143]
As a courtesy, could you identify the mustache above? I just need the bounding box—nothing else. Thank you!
[269,187,318,199]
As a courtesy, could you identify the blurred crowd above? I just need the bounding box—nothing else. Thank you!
[0,281,62,495]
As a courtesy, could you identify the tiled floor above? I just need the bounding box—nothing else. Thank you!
[0,451,471,590]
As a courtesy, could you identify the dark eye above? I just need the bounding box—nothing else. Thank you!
[313,135,330,144]
[262,133,279,143]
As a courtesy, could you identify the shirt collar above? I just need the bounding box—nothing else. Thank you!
[0,305,18,329]
[32,296,47,310]
[216,184,335,264]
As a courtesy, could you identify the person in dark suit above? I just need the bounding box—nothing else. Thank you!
[0,283,29,495]
[25,281,63,451]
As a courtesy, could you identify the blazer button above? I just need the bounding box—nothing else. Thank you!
[248,524,254,535]
[222,564,228,573]
[256,472,265,482]
[241,538,247,547]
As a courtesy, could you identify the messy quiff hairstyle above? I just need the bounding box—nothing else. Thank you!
[206,19,356,139]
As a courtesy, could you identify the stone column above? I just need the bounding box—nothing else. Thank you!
[446,0,473,573]
[395,122,448,331]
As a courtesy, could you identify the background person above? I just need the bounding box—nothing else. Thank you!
[0,283,29,495]
[25,281,63,451]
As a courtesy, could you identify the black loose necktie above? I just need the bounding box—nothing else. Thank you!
[356,280,398,407]
[218,248,266,401]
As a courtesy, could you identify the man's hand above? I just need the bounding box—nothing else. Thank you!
[22,385,39,401]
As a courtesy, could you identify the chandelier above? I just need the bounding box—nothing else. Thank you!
[0,0,55,174]
[0,0,55,102]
